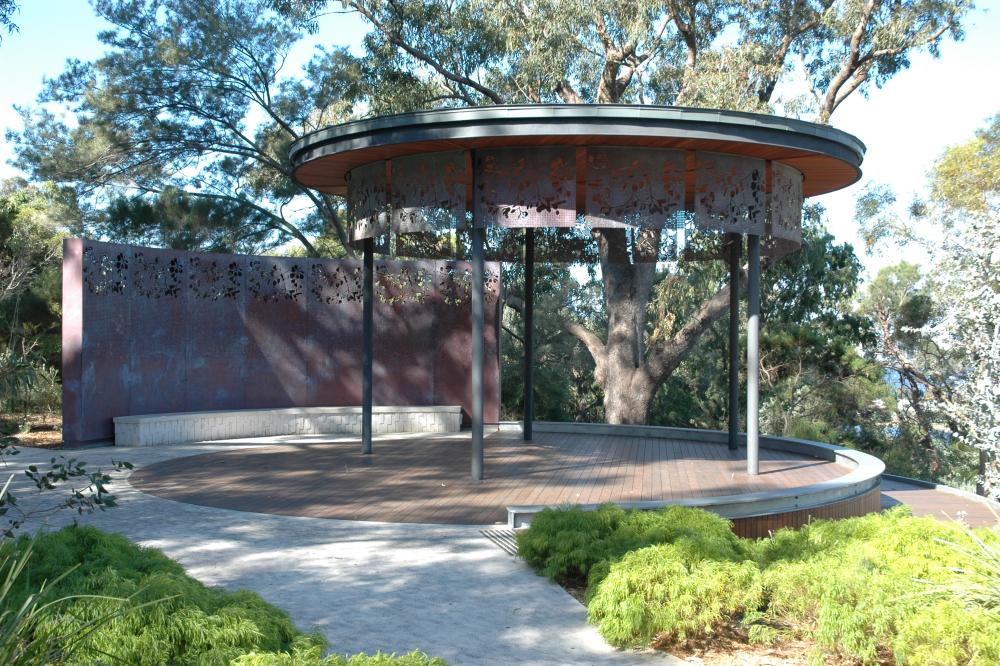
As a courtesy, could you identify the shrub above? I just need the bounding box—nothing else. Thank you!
[893,599,1000,665]
[232,638,449,665]
[519,504,1000,665]
[758,508,998,664]
[516,504,745,584]
[4,526,306,665]
[586,544,763,647]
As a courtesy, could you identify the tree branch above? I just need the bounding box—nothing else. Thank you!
[348,1,505,105]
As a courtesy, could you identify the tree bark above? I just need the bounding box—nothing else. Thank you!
[560,228,737,424]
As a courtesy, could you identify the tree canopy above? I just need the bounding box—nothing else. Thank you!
[7,0,976,426]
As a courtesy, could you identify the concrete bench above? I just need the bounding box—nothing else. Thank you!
[113,406,463,447]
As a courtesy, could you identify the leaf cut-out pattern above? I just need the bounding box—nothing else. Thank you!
[247,260,304,303]
[694,152,766,234]
[133,253,183,299]
[82,247,129,295]
[474,147,577,228]
[346,161,389,240]
[586,148,686,228]
[391,151,468,234]
[189,258,242,301]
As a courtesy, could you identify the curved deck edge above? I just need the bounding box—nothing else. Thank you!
[504,422,885,532]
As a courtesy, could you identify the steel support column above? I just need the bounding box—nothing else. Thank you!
[746,234,761,475]
[471,226,485,480]
[362,237,374,455]
[728,234,741,451]
[523,229,535,441]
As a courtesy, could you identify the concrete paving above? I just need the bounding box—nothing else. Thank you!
[2,438,671,666]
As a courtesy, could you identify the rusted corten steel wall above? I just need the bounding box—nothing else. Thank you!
[62,239,501,445]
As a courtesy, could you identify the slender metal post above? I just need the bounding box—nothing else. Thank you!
[728,234,741,451]
[746,234,761,475]
[471,226,485,480]
[362,238,374,455]
[523,229,535,441]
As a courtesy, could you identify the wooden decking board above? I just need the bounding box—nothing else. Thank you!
[130,431,858,525]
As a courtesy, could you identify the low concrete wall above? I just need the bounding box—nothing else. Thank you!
[114,406,463,447]
[505,422,885,529]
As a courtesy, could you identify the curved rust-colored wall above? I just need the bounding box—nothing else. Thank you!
[62,240,500,445]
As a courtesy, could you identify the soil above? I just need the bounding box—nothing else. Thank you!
[669,633,824,665]
[5,413,63,449]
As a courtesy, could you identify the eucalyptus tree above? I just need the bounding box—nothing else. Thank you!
[11,0,972,422]
[925,115,1000,497]
[10,0,362,255]
[328,0,970,422]
[0,0,17,43]
[855,114,999,493]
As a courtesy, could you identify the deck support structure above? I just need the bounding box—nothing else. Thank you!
[361,237,374,455]
[746,234,761,475]
[523,229,535,441]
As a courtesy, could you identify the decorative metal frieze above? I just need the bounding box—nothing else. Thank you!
[346,161,389,240]
[694,152,766,234]
[375,264,434,305]
[474,147,576,228]
[247,260,304,303]
[585,147,686,228]
[133,252,183,299]
[189,257,242,301]
[82,245,129,295]
[485,267,500,303]
[436,265,499,306]
[437,265,472,306]
[310,264,362,305]
[768,162,804,243]
[390,151,468,234]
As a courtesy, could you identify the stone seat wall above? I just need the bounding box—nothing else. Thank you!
[113,406,463,447]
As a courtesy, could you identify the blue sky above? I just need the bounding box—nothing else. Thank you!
[1,1,998,279]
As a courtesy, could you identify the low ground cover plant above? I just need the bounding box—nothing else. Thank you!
[0,526,446,665]
[518,504,1000,665]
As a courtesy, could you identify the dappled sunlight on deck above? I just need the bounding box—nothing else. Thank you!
[130,431,850,525]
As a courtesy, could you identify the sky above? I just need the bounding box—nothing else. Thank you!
[1,1,998,281]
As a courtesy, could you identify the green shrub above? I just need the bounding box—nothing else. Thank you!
[586,544,763,647]
[893,599,1000,666]
[758,508,995,664]
[5,526,307,665]
[516,504,745,584]
[519,504,1000,665]
[232,638,448,665]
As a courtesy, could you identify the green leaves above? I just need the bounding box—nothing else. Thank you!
[520,504,1000,663]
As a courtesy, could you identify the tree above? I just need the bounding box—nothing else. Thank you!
[12,0,972,422]
[10,0,360,256]
[925,114,1000,497]
[855,114,999,495]
[336,0,969,422]
[0,180,69,420]
[858,262,964,478]
[0,0,17,43]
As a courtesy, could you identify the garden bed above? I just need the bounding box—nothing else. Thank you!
[3,413,63,448]
[518,504,1000,665]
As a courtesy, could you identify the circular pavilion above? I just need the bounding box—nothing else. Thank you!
[288,104,866,482]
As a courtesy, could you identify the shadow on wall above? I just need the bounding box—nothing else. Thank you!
[62,239,501,445]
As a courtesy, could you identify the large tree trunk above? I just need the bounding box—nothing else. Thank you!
[603,368,656,424]
[598,229,658,423]
[562,229,739,425]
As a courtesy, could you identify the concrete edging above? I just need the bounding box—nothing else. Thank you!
[505,421,885,529]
